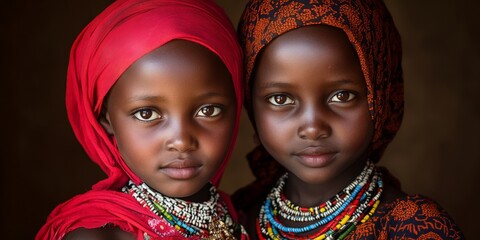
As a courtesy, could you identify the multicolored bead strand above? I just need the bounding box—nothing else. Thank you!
[257,161,383,240]
[122,181,237,238]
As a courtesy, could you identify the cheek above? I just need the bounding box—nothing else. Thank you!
[114,125,159,165]
[338,110,373,153]
[201,121,236,162]
[254,109,293,153]
[116,135,149,167]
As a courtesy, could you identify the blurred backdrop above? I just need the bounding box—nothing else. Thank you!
[1,0,478,239]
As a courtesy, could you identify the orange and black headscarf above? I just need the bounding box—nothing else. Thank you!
[233,0,403,209]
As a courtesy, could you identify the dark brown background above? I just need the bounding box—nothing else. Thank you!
[2,1,478,239]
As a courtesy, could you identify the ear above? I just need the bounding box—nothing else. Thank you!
[99,113,114,135]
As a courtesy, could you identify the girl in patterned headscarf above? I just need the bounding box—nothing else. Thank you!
[35,0,249,239]
[233,0,464,239]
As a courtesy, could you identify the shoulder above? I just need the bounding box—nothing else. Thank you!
[373,194,465,239]
[63,227,135,240]
[36,190,157,240]
[382,194,455,222]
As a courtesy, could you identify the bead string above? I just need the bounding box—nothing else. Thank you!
[122,181,236,238]
[257,161,383,240]
[274,163,374,222]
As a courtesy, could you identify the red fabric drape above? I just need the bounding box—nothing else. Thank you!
[36,0,243,239]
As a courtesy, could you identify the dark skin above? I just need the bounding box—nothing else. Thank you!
[246,25,404,238]
[64,40,237,239]
[63,227,135,240]
[100,40,235,201]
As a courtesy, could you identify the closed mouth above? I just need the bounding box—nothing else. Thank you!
[162,159,201,169]
[295,145,335,155]
[160,159,202,180]
[294,147,336,168]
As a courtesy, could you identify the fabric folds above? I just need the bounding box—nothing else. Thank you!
[233,0,404,211]
[36,0,243,239]
[240,0,403,163]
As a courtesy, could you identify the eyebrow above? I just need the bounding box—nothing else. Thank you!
[329,79,363,86]
[198,91,231,98]
[126,92,229,103]
[258,82,294,89]
[259,79,362,88]
[127,95,167,103]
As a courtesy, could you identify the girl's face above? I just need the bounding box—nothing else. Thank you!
[102,40,236,198]
[252,25,373,187]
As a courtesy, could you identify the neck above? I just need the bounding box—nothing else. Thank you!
[178,183,212,203]
[284,158,368,206]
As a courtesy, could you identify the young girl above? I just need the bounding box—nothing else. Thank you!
[35,0,248,239]
[233,0,465,239]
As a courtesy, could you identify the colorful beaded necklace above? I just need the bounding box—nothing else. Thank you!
[257,161,383,240]
[122,181,237,239]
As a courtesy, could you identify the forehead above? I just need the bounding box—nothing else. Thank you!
[109,40,234,102]
[258,25,359,69]
[130,40,227,78]
[254,25,363,87]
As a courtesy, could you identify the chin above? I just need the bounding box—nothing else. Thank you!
[163,189,196,198]
[295,170,334,185]
[151,184,198,198]
[301,177,331,185]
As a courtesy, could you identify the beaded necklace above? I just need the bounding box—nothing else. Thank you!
[122,181,237,239]
[257,161,383,240]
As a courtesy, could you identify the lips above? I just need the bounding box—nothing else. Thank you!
[294,147,336,168]
[160,159,202,180]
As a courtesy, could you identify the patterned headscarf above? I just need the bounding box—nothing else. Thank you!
[242,0,403,162]
[233,0,403,208]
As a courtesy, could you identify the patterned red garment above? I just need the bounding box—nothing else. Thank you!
[233,0,405,208]
[346,195,464,239]
[232,0,464,239]
[240,0,404,165]
[35,0,246,239]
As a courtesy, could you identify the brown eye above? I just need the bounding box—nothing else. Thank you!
[331,91,355,103]
[275,95,286,104]
[267,94,294,106]
[140,110,152,119]
[196,105,222,117]
[201,107,214,116]
[133,109,161,122]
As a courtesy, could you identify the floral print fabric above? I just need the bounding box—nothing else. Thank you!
[348,195,464,239]
[239,0,404,163]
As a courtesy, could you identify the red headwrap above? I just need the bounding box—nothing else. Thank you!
[36,0,243,239]
[233,0,403,210]
[66,0,242,190]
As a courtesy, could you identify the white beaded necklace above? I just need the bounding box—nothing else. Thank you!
[122,181,236,238]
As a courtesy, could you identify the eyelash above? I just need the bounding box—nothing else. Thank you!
[133,108,162,122]
[132,105,223,122]
[195,105,223,118]
[266,91,356,106]
[329,91,356,103]
[266,94,295,106]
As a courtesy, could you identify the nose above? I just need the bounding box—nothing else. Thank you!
[297,106,331,140]
[165,118,198,152]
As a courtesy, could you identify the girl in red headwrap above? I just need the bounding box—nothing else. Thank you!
[35,0,249,239]
[233,0,464,239]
